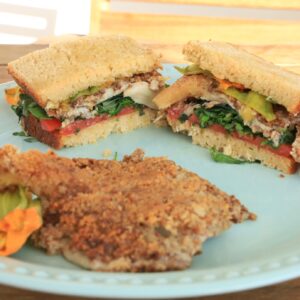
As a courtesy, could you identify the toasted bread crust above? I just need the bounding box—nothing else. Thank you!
[168,118,297,174]
[21,109,155,149]
[183,41,300,114]
[22,114,62,149]
[8,35,161,109]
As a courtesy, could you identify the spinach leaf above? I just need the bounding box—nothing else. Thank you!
[210,149,248,164]
[12,94,51,120]
[194,103,252,135]
[279,128,296,145]
[178,113,188,123]
[12,131,26,136]
[95,94,143,116]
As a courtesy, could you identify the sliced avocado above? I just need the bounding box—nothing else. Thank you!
[246,91,276,122]
[69,86,102,102]
[224,88,276,122]
[174,64,212,76]
[224,87,248,103]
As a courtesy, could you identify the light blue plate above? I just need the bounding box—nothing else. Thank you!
[0,65,300,298]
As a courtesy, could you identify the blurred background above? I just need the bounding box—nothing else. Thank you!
[1,0,300,69]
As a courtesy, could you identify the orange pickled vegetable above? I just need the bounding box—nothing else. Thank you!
[217,79,245,91]
[0,207,42,256]
[4,86,20,105]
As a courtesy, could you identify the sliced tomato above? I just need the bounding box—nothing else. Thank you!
[117,107,135,116]
[167,107,184,120]
[210,124,292,158]
[40,119,62,132]
[60,115,109,136]
[60,107,136,136]
[188,114,199,125]
[268,144,292,158]
[209,124,227,134]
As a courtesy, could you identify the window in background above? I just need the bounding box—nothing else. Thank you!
[0,0,91,44]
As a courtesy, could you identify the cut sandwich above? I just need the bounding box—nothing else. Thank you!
[7,35,164,149]
[153,41,300,174]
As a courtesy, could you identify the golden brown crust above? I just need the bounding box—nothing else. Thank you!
[7,35,161,109]
[153,75,213,109]
[0,145,254,272]
[183,41,300,114]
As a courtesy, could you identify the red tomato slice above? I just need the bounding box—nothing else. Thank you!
[211,125,292,158]
[117,107,135,116]
[40,119,62,132]
[60,115,109,136]
[60,107,136,136]
[269,144,292,158]
[167,107,184,120]
[188,114,199,125]
[209,124,227,134]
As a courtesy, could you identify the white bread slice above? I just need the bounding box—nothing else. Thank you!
[183,41,300,115]
[22,109,156,149]
[8,35,161,109]
[168,118,297,174]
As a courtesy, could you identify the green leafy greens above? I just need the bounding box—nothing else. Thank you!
[96,94,144,117]
[210,149,249,164]
[12,94,51,120]
[194,102,252,136]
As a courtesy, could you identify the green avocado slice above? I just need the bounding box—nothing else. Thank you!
[174,64,212,76]
[224,88,276,122]
[69,86,102,102]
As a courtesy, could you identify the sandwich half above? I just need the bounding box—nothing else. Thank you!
[8,35,164,149]
[153,41,300,174]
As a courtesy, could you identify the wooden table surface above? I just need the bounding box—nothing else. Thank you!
[1,43,300,300]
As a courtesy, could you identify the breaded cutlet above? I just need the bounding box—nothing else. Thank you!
[0,145,255,272]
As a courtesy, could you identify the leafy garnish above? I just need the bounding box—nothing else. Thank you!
[113,152,118,160]
[12,131,26,137]
[24,137,37,143]
[96,94,143,116]
[12,131,36,143]
[210,149,248,164]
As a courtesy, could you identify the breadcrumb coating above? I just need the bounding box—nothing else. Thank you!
[0,145,255,272]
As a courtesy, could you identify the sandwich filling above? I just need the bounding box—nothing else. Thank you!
[12,71,164,135]
[165,65,300,162]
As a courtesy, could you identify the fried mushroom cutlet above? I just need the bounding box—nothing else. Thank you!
[0,145,255,272]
